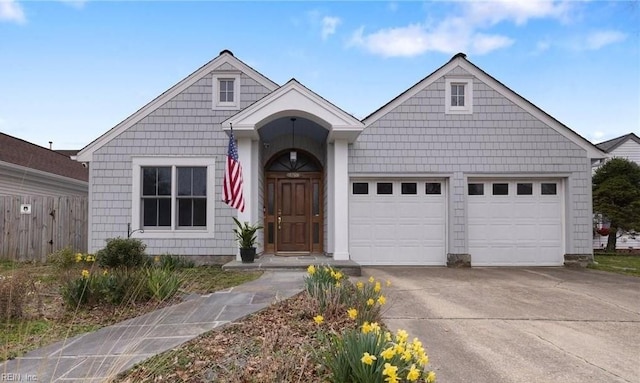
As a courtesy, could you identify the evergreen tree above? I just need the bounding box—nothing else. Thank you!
[592,158,640,251]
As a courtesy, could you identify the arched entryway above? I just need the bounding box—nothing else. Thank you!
[263,149,323,254]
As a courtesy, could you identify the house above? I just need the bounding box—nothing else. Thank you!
[593,132,640,250]
[75,50,605,267]
[0,133,88,261]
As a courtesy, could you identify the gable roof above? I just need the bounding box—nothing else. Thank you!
[223,79,364,142]
[75,50,279,162]
[363,53,606,159]
[0,133,88,181]
[596,133,640,153]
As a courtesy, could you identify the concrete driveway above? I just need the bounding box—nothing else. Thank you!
[363,267,640,383]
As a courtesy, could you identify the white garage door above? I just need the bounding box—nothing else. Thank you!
[349,180,446,265]
[467,179,564,266]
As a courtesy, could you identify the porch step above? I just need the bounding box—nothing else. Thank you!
[222,254,361,276]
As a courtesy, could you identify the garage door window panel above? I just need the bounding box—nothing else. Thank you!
[401,182,417,195]
[377,182,393,195]
[468,183,484,195]
[517,183,533,195]
[353,182,369,195]
[426,183,441,195]
[492,183,509,195]
[541,183,557,195]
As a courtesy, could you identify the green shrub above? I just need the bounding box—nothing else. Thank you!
[96,238,147,269]
[61,272,91,307]
[144,267,182,302]
[153,254,195,270]
[48,247,77,270]
[0,274,30,319]
[61,268,149,308]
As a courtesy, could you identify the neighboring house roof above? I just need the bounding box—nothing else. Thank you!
[363,53,605,159]
[55,149,80,157]
[0,133,88,182]
[75,49,279,162]
[596,133,640,153]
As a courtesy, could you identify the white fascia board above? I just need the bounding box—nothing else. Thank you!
[76,54,279,162]
[0,161,88,194]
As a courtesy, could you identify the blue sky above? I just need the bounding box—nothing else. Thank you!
[1,0,638,149]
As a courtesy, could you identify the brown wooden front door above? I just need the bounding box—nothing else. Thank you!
[277,179,310,252]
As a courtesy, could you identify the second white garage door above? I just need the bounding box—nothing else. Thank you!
[349,180,446,265]
[467,179,564,266]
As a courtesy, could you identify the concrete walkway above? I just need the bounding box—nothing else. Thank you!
[0,271,305,382]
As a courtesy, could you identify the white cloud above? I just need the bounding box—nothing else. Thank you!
[585,30,627,50]
[0,0,26,24]
[321,16,341,40]
[466,0,573,26]
[348,20,513,57]
[348,0,575,57]
[471,33,514,54]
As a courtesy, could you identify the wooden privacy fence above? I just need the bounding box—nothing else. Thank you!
[0,195,88,262]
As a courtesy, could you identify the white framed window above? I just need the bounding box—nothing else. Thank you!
[132,157,215,239]
[445,77,473,114]
[212,73,241,110]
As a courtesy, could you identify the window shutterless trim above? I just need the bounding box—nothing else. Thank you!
[131,157,215,239]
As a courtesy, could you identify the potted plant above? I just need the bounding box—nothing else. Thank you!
[232,217,263,263]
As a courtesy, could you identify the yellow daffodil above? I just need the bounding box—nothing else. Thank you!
[307,264,316,275]
[347,308,358,320]
[370,322,381,333]
[356,281,364,289]
[81,269,90,279]
[396,329,409,343]
[426,370,436,383]
[374,281,381,292]
[382,363,398,379]
[75,253,83,262]
[407,364,421,382]
[335,281,341,288]
[334,271,343,280]
[380,347,396,360]
[394,343,405,355]
[368,276,375,283]
[361,352,377,365]
[401,350,412,361]
[313,315,324,325]
[377,295,386,305]
[384,331,392,342]
[361,321,372,334]
[103,270,108,276]
[366,298,375,306]
[418,353,429,367]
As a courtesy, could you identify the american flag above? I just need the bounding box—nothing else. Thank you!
[222,128,245,212]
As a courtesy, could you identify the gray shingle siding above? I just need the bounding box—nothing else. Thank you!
[88,71,272,254]
[350,66,592,255]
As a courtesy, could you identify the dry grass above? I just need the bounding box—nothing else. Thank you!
[0,261,261,361]
[117,292,359,383]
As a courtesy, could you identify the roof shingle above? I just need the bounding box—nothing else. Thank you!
[0,133,88,182]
